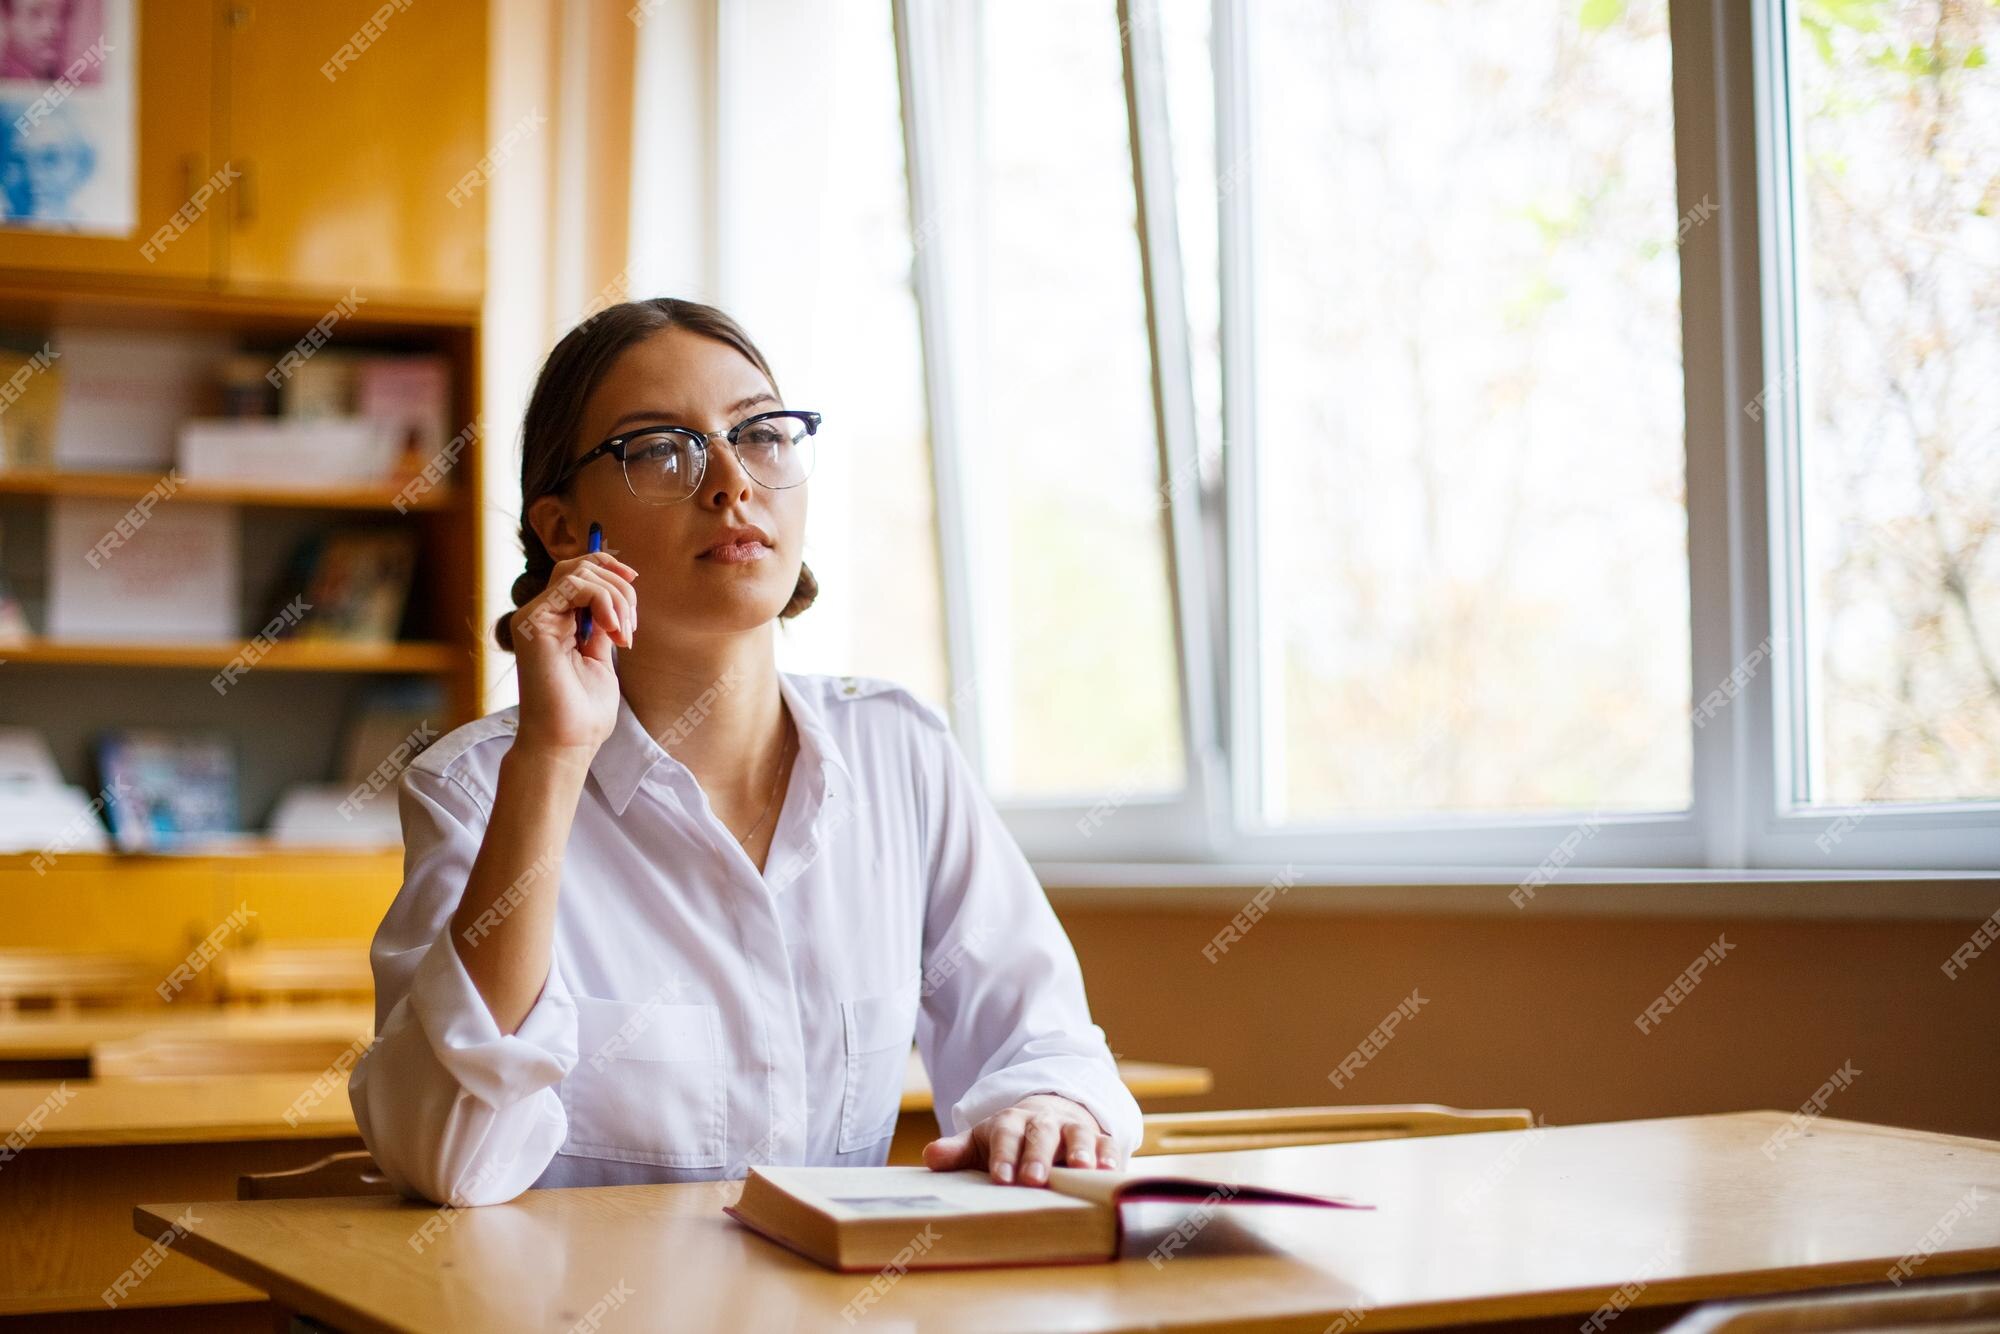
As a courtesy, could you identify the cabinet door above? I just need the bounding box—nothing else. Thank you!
[0,2,216,282]
[220,0,486,302]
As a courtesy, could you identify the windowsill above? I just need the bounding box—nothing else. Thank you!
[1032,862,2000,921]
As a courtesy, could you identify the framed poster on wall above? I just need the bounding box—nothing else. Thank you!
[0,0,136,235]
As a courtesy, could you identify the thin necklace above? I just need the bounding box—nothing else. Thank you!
[734,717,793,847]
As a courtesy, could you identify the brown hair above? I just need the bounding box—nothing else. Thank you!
[493,297,817,653]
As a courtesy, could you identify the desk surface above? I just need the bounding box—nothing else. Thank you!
[135,1112,2000,1334]
[1,1054,1212,1148]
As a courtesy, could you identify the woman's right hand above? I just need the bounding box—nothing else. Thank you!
[509,551,640,759]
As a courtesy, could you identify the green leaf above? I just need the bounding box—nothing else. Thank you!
[1803,0,1888,33]
[1865,43,1941,76]
[1504,273,1565,328]
[1578,0,1624,31]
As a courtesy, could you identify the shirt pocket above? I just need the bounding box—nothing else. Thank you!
[558,994,728,1169]
[837,984,920,1153]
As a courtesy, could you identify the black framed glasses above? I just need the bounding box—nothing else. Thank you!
[554,409,822,505]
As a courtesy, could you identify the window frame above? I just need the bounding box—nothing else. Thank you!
[1213,0,1714,873]
[891,0,1221,862]
[871,0,2000,873]
[1739,0,2000,870]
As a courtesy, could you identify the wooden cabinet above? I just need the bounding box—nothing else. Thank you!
[0,849,402,954]
[219,0,487,302]
[0,0,486,303]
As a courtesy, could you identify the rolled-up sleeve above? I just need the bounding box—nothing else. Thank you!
[349,762,580,1206]
[910,721,1143,1163]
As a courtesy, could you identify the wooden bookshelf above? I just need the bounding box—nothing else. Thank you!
[0,469,459,512]
[0,275,487,887]
[0,267,481,337]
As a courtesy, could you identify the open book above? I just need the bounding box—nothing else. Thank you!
[724,1164,1371,1271]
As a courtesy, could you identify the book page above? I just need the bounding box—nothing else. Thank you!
[753,1166,1099,1220]
[1047,1167,1372,1210]
[1045,1166,1134,1207]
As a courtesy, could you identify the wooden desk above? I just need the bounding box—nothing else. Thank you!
[0,1072,366,1319]
[134,1114,2000,1333]
[0,1053,1210,1149]
[1,1057,1211,1320]
[0,1072,364,1149]
[0,1001,376,1077]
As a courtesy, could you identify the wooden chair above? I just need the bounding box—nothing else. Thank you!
[1665,1275,2000,1332]
[239,1150,395,1201]
[91,1030,369,1079]
[0,950,161,1015]
[1136,1103,1535,1156]
[215,941,374,1007]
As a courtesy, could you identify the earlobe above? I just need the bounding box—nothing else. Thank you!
[527,494,584,559]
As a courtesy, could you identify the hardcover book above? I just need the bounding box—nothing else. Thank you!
[725,1164,1368,1271]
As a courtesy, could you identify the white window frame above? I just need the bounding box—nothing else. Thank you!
[1212,0,1711,873]
[869,0,2000,874]
[891,0,1221,863]
[1738,0,2000,869]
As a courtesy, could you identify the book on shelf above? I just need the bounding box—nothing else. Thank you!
[268,529,417,644]
[96,730,239,852]
[268,785,401,847]
[216,353,281,418]
[279,350,363,421]
[0,520,28,644]
[178,417,401,487]
[356,355,451,481]
[51,328,230,472]
[0,727,100,854]
[45,497,240,642]
[270,678,446,848]
[725,1164,1369,1272]
[178,348,451,486]
[0,727,63,791]
[0,335,62,471]
[0,787,111,855]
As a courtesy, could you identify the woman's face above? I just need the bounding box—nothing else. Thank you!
[530,326,808,643]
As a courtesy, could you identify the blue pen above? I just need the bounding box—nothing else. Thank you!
[576,522,603,647]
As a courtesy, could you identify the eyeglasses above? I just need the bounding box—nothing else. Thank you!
[554,409,822,505]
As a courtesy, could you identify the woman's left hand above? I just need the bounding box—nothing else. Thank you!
[921,1093,1120,1185]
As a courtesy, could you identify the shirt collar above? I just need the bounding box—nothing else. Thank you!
[588,692,674,817]
[587,672,854,816]
[777,670,855,797]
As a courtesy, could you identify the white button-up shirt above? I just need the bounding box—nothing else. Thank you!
[350,671,1140,1206]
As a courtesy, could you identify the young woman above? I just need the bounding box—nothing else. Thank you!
[350,298,1139,1206]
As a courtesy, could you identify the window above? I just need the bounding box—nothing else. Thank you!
[919,0,1189,804]
[1239,0,1690,826]
[1779,0,2000,809]
[680,0,2000,872]
[718,0,950,708]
